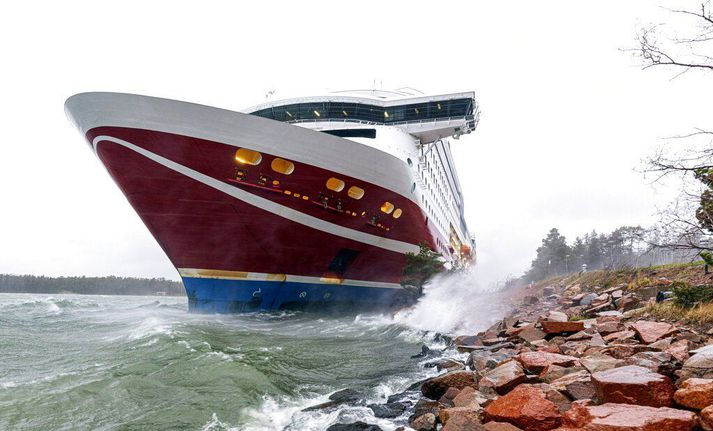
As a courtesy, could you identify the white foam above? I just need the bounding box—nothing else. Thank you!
[127,317,172,340]
[241,393,405,431]
[394,270,512,334]
[201,413,237,431]
[47,302,61,314]
[205,351,243,362]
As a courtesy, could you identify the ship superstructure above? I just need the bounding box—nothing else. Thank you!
[65,89,478,312]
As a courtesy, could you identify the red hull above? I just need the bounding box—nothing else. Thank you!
[89,126,436,284]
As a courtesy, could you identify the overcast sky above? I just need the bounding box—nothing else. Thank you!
[1,1,711,285]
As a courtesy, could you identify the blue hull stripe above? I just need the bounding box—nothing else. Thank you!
[182,277,404,313]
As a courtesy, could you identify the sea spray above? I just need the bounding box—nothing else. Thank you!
[393,269,513,335]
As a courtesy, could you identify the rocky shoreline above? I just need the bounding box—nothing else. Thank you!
[318,273,713,430]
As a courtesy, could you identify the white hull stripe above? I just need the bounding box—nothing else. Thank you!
[177,268,402,289]
[93,135,421,255]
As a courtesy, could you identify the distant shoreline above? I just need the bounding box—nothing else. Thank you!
[0,274,185,297]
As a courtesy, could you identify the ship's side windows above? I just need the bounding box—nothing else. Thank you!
[380,202,394,214]
[271,158,295,175]
[347,186,364,200]
[235,148,262,165]
[393,208,403,219]
[326,177,345,192]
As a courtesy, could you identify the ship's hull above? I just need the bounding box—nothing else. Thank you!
[66,93,439,312]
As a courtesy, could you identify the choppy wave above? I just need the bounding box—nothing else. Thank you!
[0,292,443,430]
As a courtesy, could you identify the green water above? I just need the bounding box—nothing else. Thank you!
[0,293,445,430]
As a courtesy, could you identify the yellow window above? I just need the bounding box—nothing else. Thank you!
[326,177,345,192]
[380,202,394,214]
[271,158,295,175]
[235,148,262,165]
[347,186,364,200]
[393,208,403,219]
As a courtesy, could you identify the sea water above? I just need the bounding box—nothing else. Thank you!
[0,293,441,430]
[0,276,508,430]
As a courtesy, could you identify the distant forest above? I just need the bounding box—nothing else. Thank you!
[0,274,185,296]
[524,226,698,282]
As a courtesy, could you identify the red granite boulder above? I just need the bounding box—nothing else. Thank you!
[484,422,523,431]
[483,384,562,431]
[632,321,677,344]
[452,386,485,408]
[440,407,484,429]
[421,370,477,400]
[542,321,586,334]
[479,360,528,395]
[673,378,713,410]
[701,405,713,430]
[515,351,579,374]
[591,365,674,407]
[562,402,696,431]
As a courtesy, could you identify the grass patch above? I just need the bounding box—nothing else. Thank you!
[627,276,653,292]
[647,260,705,271]
[645,301,713,325]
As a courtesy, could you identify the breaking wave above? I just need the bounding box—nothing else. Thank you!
[394,270,513,334]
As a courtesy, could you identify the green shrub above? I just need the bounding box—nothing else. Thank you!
[671,281,713,308]
[401,242,444,296]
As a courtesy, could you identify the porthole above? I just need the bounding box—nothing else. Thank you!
[235,148,262,165]
[380,202,394,214]
[407,158,413,167]
[326,177,345,192]
[271,158,295,175]
[411,183,416,193]
[393,208,403,219]
[347,186,365,200]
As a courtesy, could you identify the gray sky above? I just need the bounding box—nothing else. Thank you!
[1,1,711,285]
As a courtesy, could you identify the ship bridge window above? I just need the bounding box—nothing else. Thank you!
[271,158,295,175]
[249,98,473,125]
[235,148,262,165]
[347,186,364,200]
[326,177,345,192]
[380,201,394,214]
[322,129,376,139]
[393,208,403,219]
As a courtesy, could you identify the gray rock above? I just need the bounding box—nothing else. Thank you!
[302,388,364,411]
[467,349,516,372]
[327,422,383,431]
[410,413,437,431]
[368,402,407,418]
[579,293,598,306]
[580,354,624,374]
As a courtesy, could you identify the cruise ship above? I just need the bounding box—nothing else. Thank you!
[65,89,479,312]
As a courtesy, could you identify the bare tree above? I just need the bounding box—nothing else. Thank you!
[635,2,713,254]
[636,2,713,77]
